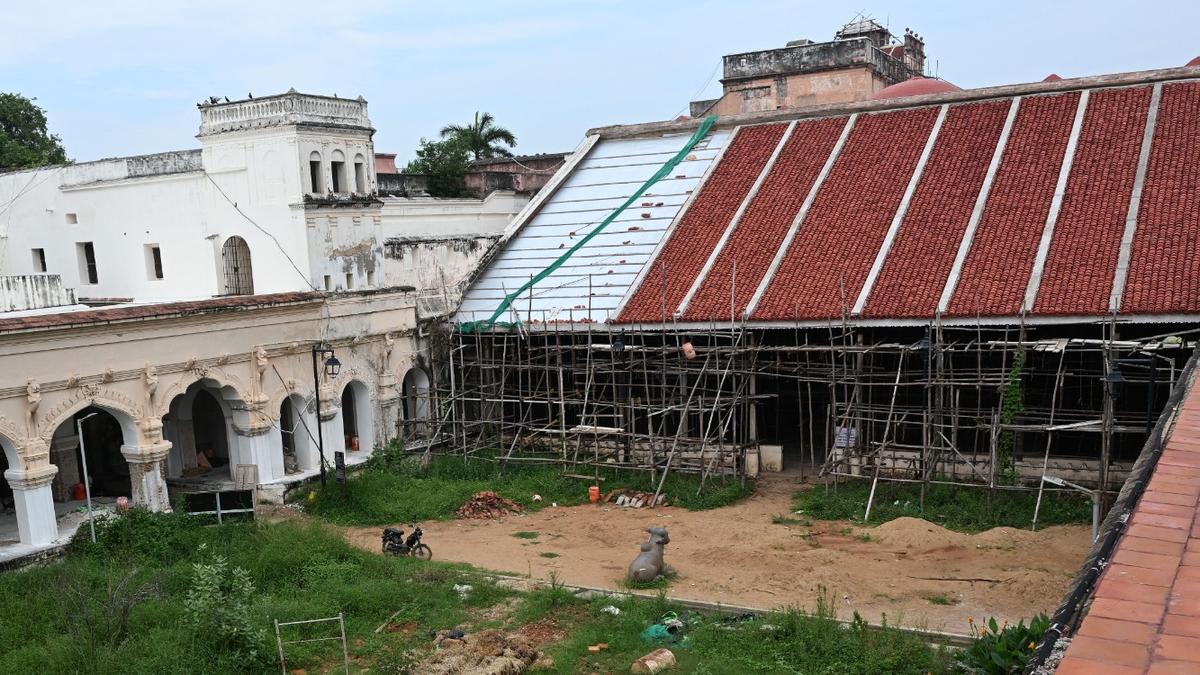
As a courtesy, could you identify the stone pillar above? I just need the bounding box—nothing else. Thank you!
[377,369,400,449]
[5,464,59,546]
[231,400,281,484]
[318,385,342,473]
[121,418,172,512]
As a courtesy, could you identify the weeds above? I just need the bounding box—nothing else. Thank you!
[771,514,812,526]
[792,480,1091,533]
[539,552,560,559]
[959,614,1048,674]
[923,593,958,606]
[512,531,540,540]
[307,450,754,525]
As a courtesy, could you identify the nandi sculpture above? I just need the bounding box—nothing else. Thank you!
[627,527,671,583]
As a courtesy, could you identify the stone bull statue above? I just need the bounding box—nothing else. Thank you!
[627,527,670,583]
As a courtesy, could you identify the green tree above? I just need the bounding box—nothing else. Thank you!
[0,93,68,169]
[405,136,472,197]
[439,111,517,160]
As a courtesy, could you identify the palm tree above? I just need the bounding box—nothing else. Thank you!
[439,112,517,160]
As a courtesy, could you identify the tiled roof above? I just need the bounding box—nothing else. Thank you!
[606,76,1200,325]
[1056,372,1200,673]
[455,68,1200,328]
[0,292,322,333]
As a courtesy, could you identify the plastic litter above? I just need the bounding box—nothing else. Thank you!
[452,584,473,599]
[600,605,621,615]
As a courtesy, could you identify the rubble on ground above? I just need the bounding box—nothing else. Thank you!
[606,488,667,508]
[457,491,524,519]
[424,628,551,675]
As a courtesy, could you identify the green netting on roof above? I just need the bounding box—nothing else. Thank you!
[456,116,718,334]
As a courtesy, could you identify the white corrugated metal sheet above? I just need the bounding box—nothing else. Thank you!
[455,129,731,325]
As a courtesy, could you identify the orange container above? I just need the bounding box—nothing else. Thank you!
[588,486,601,503]
[71,483,86,501]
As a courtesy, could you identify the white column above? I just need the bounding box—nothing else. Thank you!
[231,407,283,484]
[121,442,171,512]
[5,466,60,546]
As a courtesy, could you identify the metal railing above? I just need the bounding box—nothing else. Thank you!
[274,613,349,674]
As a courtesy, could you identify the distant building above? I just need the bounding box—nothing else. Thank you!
[465,153,569,197]
[691,18,930,117]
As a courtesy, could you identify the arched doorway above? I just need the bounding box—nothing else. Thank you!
[340,380,374,455]
[162,380,240,481]
[221,236,254,295]
[44,406,138,506]
[1,434,18,539]
[279,393,317,473]
[402,367,431,440]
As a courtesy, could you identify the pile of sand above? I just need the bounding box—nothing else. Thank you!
[868,517,970,550]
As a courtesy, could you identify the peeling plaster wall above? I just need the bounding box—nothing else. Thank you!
[383,235,498,314]
[306,210,384,291]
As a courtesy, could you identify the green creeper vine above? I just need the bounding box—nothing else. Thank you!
[997,351,1025,486]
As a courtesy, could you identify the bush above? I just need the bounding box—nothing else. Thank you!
[958,614,1049,674]
[183,545,268,665]
[71,506,205,563]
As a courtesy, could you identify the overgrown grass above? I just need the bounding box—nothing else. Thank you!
[1,508,964,674]
[306,446,754,526]
[793,479,1092,533]
[0,508,512,674]
[540,591,954,674]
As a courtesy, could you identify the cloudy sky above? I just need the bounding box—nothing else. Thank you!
[5,0,1199,164]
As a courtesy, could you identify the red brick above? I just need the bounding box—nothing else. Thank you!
[1096,578,1171,605]
[1112,548,1182,572]
[1139,501,1200,520]
[1104,563,1178,587]
[1132,513,1196,531]
[1066,635,1151,668]
[1175,570,1200,585]
[1181,550,1200,566]
[1168,591,1200,617]
[1147,661,1200,675]
[1156,634,1200,662]
[1056,657,1142,675]
[1079,615,1159,643]
[1147,478,1200,497]
[1163,613,1200,637]
[1122,536,1188,557]
[1127,524,1191,545]
[1159,453,1200,470]
[1088,596,1167,623]
[1145,491,1200,508]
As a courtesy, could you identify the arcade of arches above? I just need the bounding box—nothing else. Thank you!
[0,292,433,550]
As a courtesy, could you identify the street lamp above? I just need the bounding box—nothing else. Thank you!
[1042,474,1100,542]
[76,411,100,543]
[311,343,340,487]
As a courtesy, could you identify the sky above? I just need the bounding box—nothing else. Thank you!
[4,0,1200,164]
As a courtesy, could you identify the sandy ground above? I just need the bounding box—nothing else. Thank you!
[340,473,1090,634]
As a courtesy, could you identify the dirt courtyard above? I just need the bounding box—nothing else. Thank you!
[342,473,1090,634]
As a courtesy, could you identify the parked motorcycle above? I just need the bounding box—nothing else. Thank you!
[381,524,432,559]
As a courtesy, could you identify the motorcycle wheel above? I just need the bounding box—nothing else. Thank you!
[412,544,432,560]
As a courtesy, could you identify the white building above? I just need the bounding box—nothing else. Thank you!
[0,91,534,558]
